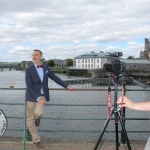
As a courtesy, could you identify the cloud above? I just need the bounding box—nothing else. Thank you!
[0,0,150,61]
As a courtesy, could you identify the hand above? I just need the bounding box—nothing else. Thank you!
[38,98,46,106]
[67,86,75,91]
[117,96,135,110]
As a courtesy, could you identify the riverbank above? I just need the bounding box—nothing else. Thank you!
[12,66,150,80]
[0,137,147,150]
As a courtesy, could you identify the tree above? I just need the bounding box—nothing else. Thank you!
[66,59,73,67]
[47,60,55,67]
[127,56,134,59]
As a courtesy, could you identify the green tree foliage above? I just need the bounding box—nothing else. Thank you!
[66,58,73,66]
[47,60,55,67]
[127,56,134,59]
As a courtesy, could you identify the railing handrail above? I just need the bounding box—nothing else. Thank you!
[0,87,150,91]
[3,116,150,120]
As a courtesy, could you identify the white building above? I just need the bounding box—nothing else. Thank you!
[75,51,108,69]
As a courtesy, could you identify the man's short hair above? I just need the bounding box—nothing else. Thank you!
[34,49,43,56]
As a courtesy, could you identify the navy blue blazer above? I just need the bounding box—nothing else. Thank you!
[25,64,68,102]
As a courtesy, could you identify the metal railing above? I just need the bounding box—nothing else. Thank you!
[0,87,150,150]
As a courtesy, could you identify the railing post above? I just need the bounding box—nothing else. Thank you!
[23,89,27,150]
[26,128,32,141]
[24,89,32,142]
[121,83,126,144]
[23,89,32,150]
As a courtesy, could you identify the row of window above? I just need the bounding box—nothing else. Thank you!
[78,64,100,68]
[78,59,100,63]
[77,59,107,64]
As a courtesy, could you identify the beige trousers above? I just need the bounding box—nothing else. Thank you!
[26,96,46,143]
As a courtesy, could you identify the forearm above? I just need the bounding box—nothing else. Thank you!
[133,101,150,111]
[48,69,68,88]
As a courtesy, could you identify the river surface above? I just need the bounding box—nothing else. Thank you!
[0,69,150,141]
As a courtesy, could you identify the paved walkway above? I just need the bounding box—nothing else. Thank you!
[0,137,147,150]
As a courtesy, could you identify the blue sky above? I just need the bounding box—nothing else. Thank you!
[0,0,150,62]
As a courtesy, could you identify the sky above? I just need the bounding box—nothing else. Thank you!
[0,0,150,62]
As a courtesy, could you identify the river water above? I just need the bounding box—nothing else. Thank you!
[0,69,150,141]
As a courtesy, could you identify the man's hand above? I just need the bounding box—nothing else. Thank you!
[38,98,46,106]
[67,86,75,91]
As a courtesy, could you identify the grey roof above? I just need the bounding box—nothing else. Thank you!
[75,51,109,59]
[120,59,149,64]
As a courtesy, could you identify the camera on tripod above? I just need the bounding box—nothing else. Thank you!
[94,52,146,150]
[103,52,126,74]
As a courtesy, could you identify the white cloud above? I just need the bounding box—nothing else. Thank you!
[0,0,150,61]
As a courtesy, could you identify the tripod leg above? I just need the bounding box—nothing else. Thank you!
[115,124,119,150]
[118,112,132,150]
[93,116,111,150]
[115,115,120,150]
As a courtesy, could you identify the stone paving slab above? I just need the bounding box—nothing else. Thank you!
[0,137,147,150]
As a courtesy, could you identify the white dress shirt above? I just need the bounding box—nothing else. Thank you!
[34,63,44,101]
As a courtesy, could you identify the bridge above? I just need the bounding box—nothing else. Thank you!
[0,62,19,70]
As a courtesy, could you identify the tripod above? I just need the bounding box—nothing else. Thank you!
[94,73,146,150]
[94,74,146,150]
[94,52,147,150]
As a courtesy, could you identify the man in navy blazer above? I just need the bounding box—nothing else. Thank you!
[25,49,74,149]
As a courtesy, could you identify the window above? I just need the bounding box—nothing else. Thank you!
[97,65,99,68]
[91,64,93,68]
[78,59,80,63]
[82,64,84,68]
[97,59,99,63]
[85,64,87,68]
[82,59,84,63]
[88,59,90,63]
[85,59,87,63]
[102,59,107,64]
[91,59,93,63]
[88,64,90,68]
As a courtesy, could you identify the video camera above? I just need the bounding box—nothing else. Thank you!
[103,52,126,74]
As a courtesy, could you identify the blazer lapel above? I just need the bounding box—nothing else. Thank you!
[32,65,41,81]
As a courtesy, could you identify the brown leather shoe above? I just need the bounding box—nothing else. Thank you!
[33,142,44,149]
[35,118,40,127]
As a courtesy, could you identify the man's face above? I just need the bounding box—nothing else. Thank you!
[32,51,42,63]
